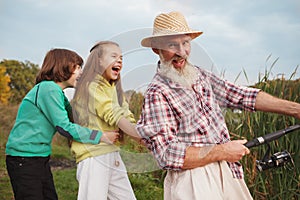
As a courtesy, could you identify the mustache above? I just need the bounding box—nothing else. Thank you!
[171,55,188,62]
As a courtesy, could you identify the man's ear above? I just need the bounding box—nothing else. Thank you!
[152,48,159,55]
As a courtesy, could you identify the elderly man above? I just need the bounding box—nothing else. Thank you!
[136,11,300,199]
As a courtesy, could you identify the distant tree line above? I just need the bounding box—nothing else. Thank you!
[0,60,39,105]
[0,59,145,112]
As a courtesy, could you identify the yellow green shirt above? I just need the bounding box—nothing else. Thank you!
[71,75,135,163]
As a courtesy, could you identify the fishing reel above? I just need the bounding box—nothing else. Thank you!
[244,125,300,172]
[255,143,294,172]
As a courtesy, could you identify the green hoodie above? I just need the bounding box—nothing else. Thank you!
[6,81,102,157]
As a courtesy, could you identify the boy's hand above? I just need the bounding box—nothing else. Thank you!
[101,131,119,144]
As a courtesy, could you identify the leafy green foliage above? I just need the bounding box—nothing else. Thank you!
[0,59,39,104]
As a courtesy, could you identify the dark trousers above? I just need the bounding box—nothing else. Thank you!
[6,155,58,200]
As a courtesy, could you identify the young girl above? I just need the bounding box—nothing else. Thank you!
[5,48,118,200]
[71,41,140,200]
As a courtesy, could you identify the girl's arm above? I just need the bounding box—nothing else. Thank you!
[118,117,141,139]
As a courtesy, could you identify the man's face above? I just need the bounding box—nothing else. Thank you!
[155,34,192,70]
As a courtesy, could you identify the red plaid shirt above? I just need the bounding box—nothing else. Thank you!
[136,65,260,179]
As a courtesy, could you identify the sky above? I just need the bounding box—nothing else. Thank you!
[1,0,300,92]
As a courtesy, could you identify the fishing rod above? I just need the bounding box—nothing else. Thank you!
[244,124,300,171]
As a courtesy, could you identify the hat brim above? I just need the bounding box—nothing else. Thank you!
[141,31,203,48]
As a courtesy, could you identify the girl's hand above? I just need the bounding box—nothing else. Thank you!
[100,131,119,144]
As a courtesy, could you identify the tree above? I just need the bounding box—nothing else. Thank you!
[0,64,11,105]
[0,60,40,104]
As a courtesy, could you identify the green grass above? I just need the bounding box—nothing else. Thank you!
[53,168,78,200]
[129,173,164,199]
[0,105,17,200]
[0,170,14,200]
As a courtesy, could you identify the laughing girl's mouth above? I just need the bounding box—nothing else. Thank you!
[112,66,121,72]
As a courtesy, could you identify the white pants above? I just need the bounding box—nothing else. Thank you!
[76,152,136,200]
[164,161,253,200]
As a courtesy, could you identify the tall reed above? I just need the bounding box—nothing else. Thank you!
[226,62,300,199]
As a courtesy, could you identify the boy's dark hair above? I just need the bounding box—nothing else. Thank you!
[36,48,83,84]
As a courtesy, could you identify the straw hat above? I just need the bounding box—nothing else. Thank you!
[141,11,203,47]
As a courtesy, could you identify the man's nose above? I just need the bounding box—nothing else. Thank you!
[176,44,187,58]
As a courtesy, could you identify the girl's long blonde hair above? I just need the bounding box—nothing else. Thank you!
[72,41,124,125]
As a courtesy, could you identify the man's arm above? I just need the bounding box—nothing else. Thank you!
[182,91,300,169]
[182,140,249,169]
[255,91,300,119]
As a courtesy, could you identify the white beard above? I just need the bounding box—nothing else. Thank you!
[158,58,198,88]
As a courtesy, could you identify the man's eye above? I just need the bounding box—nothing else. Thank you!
[168,44,177,48]
[183,41,190,46]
